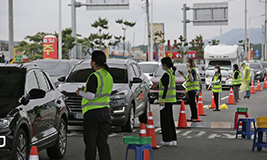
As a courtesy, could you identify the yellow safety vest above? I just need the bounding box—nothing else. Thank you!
[212,73,222,93]
[185,68,200,92]
[158,69,176,103]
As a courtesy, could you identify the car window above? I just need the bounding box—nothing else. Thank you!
[32,61,70,76]
[109,68,128,83]
[25,70,39,94]
[261,63,267,68]
[129,65,136,79]
[35,70,51,92]
[66,69,94,82]
[132,64,141,77]
[208,61,231,70]
[250,64,261,69]
[0,68,25,98]
[139,64,159,73]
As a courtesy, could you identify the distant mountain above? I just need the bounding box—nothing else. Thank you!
[210,28,263,45]
[0,40,20,46]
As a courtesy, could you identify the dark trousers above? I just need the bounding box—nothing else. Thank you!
[83,112,111,160]
[233,85,240,101]
[160,103,177,142]
[213,92,221,110]
[188,91,198,119]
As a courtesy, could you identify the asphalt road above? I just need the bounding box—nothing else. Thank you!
[39,82,267,160]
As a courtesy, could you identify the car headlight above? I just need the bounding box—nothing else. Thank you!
[256,71,261,74]
[111,90,128,99]
[0,117,12,128]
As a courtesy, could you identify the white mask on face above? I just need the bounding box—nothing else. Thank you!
[214,69,218,72]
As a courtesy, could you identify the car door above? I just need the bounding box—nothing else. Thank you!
[130,63,145,116]
[35,70,58,139]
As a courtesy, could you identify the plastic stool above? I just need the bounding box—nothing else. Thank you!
[235,118,256,139]
[234,112,249,130]
[252,128,267,152]
[125,144,154,160]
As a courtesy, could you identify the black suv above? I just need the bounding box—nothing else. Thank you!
[57,59,150,132]
[0,63,68,160]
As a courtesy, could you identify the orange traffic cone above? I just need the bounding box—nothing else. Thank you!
[198,93,206,116]
[256,79,262,91]
[210,93,216,109]
[139,123,150,160]
[146,112,161,149]
[263,77,267,88]
[29,146,39,160]
[177,100,190,129]
[227,87,236,105]
[251,81,256,94]
[194,98,203,122]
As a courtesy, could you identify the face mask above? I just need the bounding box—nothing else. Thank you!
[162,66,166,70]
[214,69,218,72]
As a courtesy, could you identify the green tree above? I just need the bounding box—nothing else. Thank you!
[115,19,136,57]
[78,17,112,52]
[189,35,204,59]
[208,39,220,45]
[16,28,75,60]
[173,35,188,62]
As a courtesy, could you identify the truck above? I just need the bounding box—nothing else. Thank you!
[204,44,244,89]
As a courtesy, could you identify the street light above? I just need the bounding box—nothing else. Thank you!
[248,14,265,60]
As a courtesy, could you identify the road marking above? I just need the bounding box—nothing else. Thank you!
[221,90,244,100]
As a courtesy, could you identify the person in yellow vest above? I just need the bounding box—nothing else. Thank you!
[207,65,222,111]
[178,58,200,121]
[151,57,177,146]
[76,50,113,160]
[240,62,251,99]
[226,64,242,102]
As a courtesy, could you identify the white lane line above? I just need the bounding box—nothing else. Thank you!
[221,90,244,100]
[155,128,161,133]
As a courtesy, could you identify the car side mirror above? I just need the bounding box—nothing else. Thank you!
[29,88,46,99]
[202,66,205,70]
[19,96,29,105]
[131,77,142,83]
[58,76,66,82]
[149,73,154,76]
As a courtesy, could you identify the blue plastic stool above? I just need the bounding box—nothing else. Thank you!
[252,128,267,152]
[235,118,256,139]
[125,144,154,160]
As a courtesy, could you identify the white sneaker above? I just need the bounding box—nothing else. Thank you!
[160,141,173,146]
[171,141,177,146]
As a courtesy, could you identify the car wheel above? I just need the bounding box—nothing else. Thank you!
[138,99,150,124]
[121,104,135,132]
[46,118,67,159]
[13,129,29,160]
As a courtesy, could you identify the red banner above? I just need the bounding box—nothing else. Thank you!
[43,35,58,59]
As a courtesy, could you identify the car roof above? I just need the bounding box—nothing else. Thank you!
[78,58,136,66]
[0,63,41,71]
[138,61,160,65]
[31,59,81,64]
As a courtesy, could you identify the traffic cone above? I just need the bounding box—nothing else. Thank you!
[227,87,236,105]
[209,93,216,109]
[251,81,256,94]
[263,77,267,88]
[146,112,161,149]
[139,123,150,160]
[198,93,206,116]
[256,79,262,91]
[29,146,39,160]
[177,101,190,129]
[194,98,203,122]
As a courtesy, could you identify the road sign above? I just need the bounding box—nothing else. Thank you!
[86,0,129,10]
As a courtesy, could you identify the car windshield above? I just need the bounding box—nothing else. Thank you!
[32,61,69,76]
[207,61,231,70]
[154,63,187,76]
[250,64,261,69]
[66,64,128,83]
[0,68,25,98]
[139,64,159,73]
[261,63,267,68]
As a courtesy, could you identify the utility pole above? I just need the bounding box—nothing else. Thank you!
[245,0,248,62]
[8,0,14,60]
[71,0,77,59]
[150,0,153,62]
[262,24,265,61]
[58,0,62,59]
[265,1,267,60]
[145,0,151,61]
[182,4,190,63]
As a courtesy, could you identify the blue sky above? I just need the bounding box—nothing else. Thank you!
[0,0,265,46]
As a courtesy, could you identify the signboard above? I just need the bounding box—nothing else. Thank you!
[193,2,228,26]
[43,35,58,59]
[14,48,23,62]
[158,44,165,60]
[86,0,129,10]
[109,42,132,58]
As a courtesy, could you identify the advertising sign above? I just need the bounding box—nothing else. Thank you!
[43,35,58,59]
[14,48,23,62]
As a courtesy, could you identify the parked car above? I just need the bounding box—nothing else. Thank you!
[197,64,206,81]
[30,59,80,87]
[149,63,202,104]
[138,61,160,83]
[57,59,150,132]
[246,62,266,81]
[0,63,68,160]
